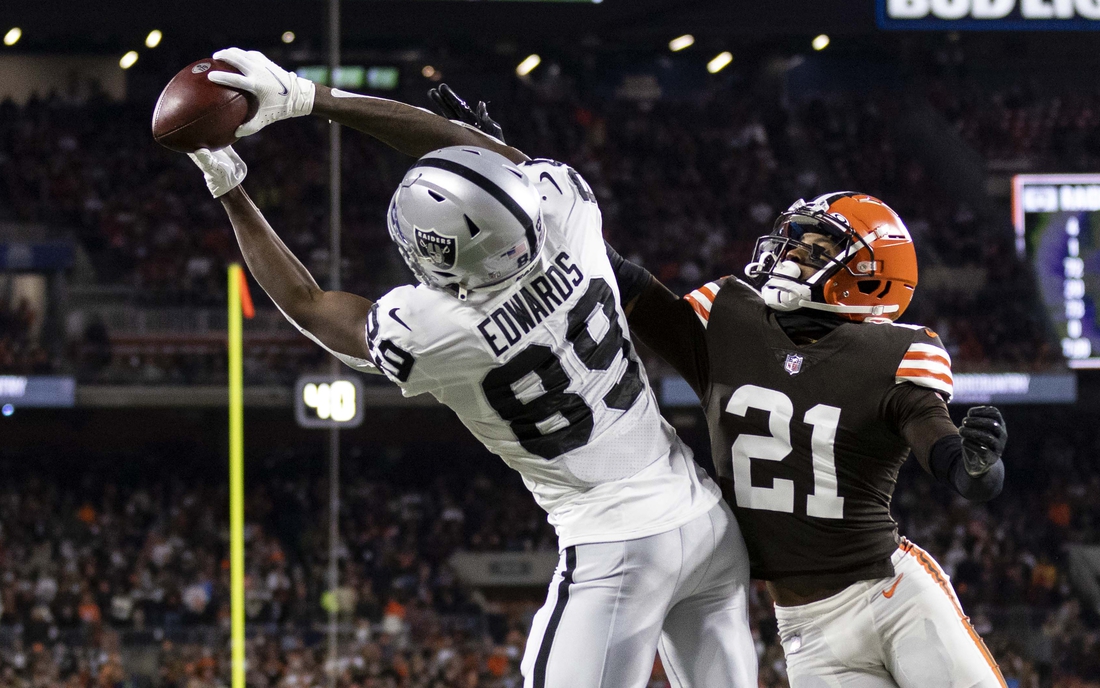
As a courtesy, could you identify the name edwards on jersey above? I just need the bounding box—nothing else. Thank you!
[477,251,584,356]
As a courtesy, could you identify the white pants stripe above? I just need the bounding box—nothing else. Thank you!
[520,500,757,688]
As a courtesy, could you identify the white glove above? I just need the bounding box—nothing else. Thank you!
[208,48,316,137]
[188,147,247,198]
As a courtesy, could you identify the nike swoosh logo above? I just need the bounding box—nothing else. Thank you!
[882,574,904,599]
[264,65,289,95]
[389,308,411,331]
[539,172,563,195]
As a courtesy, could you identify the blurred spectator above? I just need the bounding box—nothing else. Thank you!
[0,296,53,375]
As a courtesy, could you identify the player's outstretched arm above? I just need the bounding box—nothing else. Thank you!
[207,48,528,164]
[312,85,528,162]
[605,242,711,397]
[189,148,374,366]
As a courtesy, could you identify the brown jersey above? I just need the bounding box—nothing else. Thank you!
[635,276,955,590]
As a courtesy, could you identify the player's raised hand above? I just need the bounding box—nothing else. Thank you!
[188,147,247,198]
[428,84,506,144]
[959,406,1007,477]
[207,48,316,137]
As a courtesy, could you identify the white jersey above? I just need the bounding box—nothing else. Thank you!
[366,159,720,548]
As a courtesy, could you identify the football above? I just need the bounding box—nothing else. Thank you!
[151,59,258,153]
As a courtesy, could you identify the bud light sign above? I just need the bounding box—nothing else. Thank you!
[878,0,1100,29]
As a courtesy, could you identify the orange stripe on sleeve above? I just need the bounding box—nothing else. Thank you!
[904,543,1008,688]
[697,285,717,302]
[902,351,950,365]
[684,295,710,322]
[895,368,953,385]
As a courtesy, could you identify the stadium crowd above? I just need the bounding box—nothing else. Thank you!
[1,406,1098,687]
[926,79,1100,172]
[0,70,1067,380]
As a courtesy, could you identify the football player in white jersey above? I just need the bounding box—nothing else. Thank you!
[184,48,757,688]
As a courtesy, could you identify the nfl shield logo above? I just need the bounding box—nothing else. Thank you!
[414,228,457,269]
[784,353,804,376]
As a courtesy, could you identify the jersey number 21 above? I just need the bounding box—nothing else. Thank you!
[726,384,845,519]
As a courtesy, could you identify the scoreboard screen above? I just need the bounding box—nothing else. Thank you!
[295,375,366,428]
[1014,174,1100,368]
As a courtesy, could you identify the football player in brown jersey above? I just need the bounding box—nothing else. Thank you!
[606,192,1009,687]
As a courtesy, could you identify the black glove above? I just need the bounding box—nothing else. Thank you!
[428,84,506,144]
[959,406,1007,477]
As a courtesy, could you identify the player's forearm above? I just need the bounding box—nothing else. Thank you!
[220,186,322,322]
[929,435,1004,502]
[891,386,1004,502]
[311,85,527,162]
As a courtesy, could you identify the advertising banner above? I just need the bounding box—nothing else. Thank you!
[878,0,1100,29]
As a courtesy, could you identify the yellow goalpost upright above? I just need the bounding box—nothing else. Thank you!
[227,264,253,688]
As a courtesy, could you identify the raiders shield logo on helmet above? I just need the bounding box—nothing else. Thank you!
[414,228,457,269]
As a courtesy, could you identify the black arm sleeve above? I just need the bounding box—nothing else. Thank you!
[604,241,651,307]
[883,383,1004,502]
[928,435,1004,503]
[604,244,710,398]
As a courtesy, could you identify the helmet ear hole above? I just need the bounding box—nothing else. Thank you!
[857,280,881,295]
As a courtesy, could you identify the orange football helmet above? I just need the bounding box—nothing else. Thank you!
[744,192,918,322]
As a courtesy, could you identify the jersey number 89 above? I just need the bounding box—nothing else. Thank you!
[482,278,644,460]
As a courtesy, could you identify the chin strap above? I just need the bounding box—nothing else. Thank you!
[759,260,898,317]
[447,250,548,303]
[792,299,898,317]
[759,261,809,312]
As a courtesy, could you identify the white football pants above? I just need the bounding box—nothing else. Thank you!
[775,540,1007,688]
[520,500,757,688]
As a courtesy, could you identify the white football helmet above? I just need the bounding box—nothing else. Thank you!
[387,146,545,300]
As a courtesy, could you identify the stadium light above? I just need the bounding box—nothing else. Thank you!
[669,35,694,52]
[813,34,830,51]
[145,30,162,49]
[120,51,139,70]
[422,65,436,78]
[516,54,541,77]
[282,31,295,44]
[707,51,733,74]
[3,28,21,46]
